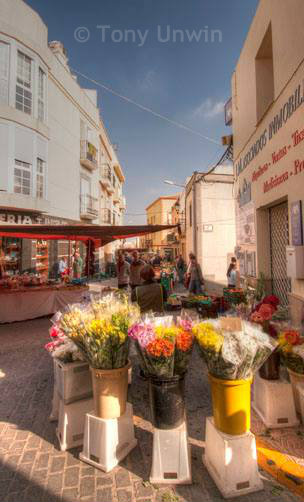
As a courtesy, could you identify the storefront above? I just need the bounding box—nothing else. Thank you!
[232,1,304,316]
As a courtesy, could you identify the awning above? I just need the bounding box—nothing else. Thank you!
[0,223,178,248]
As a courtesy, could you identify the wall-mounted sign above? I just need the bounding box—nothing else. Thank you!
[236,201,256,246]
[238,178,251,207]
[291,200,303,246]
[224,98,232,126]
[203,224,213,232]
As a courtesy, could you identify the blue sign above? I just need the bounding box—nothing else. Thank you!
[291,201,303,246]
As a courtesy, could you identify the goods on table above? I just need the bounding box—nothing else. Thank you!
[58,295,140,418]
[223,288,246,305]
[181,295,211,309]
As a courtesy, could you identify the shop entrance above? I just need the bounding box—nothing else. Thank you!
[269,202,291,305]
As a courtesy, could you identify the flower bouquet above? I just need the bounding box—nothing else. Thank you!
[279,329,304,411]
[128,315,195,378]
[58,295,140,419]
[45,324,85,363]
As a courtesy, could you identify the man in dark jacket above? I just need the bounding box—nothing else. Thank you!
[131,265,167,313]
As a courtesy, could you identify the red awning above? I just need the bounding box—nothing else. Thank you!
[0,224,178,248]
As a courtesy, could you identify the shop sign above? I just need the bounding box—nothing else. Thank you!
[237,179,251,207]
[235,80,304,176]
[0,211,72,225]
[236,201,256,246]
[203,224,213,232]
[291,200,303,246]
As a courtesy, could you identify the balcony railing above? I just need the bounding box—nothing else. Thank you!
[80,141,98,171]
[113,187,122,204]
[100,163,113,191]
[80,194,98,220]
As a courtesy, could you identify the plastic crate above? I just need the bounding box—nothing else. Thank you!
[57,396,94,451]
[54,359,93,405]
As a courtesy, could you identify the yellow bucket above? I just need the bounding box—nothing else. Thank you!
[209,373,252,435]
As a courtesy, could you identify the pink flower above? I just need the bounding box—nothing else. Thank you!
[179,319,193,332]
[258,303,275,321]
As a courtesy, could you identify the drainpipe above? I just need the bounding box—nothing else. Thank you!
[192,171,198,257]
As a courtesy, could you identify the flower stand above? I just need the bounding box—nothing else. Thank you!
[203,417,263,499]
[252,374,299,428]
[56,397,94,451]
[80,403,137,472]
[54,359,93,404]
[150,420,191,485]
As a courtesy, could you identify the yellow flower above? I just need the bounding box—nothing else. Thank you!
[193,323,224,352]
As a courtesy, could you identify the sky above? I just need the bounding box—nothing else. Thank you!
[26,0,259,224]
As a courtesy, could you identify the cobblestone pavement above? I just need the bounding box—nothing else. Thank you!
[0,313,302,502]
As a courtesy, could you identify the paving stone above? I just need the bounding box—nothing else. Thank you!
[96,488,113,502]
[81,465,96,476]
[9,441,26,454]
[117,489,132,502]
[134,481,154,498]
[20,449,37,464]
[96,475,113,487]
[15,431,29,441]
[66,451,81,467]
[80,476,95,497]
[115,469,131,488]
[27,435,41,449]
[4,491,27,502]
[64,466,80,488]
[50,456,65,473]
[6,455,21,466]
[35,452,49,470]
[31,467,48,485]
[47,473,63,493]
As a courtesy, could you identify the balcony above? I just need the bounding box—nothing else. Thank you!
[80,141,98,171]
[113,188,122,204]
[80,194,98,220]
[100,164,112,191]
[100,208,112,225]
[119,195,126,211]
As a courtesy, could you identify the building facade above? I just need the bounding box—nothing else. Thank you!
[0,0,125,274]
[143,196,178,259]
[185,165,236,284]
[232,0,304,315]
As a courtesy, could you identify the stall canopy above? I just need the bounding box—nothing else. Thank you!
[0,224,178,247]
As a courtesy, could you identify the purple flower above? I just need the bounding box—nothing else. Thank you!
[128,322,155,347]
[179,319,193,332]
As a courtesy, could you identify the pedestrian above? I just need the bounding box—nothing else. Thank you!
[0,245,6,279]
[58,256,67,279]
[124,252,132,264]
[227,257,240,289]
[186,253,204,295]
[176,254,186,284]
[72,252,83,279]
[116,252,130,290]
[129,250,145,290]
[131,264,167,313]
[152,253,162,266]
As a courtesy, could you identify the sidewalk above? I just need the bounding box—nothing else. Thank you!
[0,316,302,502]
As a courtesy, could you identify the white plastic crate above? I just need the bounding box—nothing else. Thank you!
[54,359,93,404]
[80,403,137,472]
[56,397,94,451]
[49,385,60,422]
[253,374,299,428]
[150,421,191,485]
[203,417,263,499]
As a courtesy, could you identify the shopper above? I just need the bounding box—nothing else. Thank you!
[129,251,145,290]
[0,246,6,279]
[186,253,204,295]
[227,257,240,289]
[72,252,83,279]
[131,265,167,313]
[176,254,186,284]
[116,252,130,290]
[58,256,67,278]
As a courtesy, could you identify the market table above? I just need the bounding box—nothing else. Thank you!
[0,285,89,324]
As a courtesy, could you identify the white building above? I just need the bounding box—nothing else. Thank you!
[0,0,125,273]
[185,164,236,287]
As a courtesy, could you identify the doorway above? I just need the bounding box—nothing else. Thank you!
[269,202,291,305]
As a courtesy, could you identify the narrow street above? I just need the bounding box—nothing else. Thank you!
[0,282,301,502]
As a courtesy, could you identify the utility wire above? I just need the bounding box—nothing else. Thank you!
[71,68,221,146]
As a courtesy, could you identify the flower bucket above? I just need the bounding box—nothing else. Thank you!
[91,362,130,419]
[209,374,252,435]
[259,350,280,381]
[149,375,185,430]
[287,368,304,413]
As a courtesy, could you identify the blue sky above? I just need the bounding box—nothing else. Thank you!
[26,0,258,223]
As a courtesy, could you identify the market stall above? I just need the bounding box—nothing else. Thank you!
[0,223,177,323]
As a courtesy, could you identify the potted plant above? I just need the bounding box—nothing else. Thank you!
[193,318,277,435]
[279,329,304,413]
[250,295,280,380]
[59,295,140,419]
[128,316,194,430]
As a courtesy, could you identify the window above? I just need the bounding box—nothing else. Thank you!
[0,41,9,105]
[255,24,274,122]
[189,203,192,227]
[14,160,31,195]
[16,51,32,115]
[38,68,46,122]
[36,158,45,198]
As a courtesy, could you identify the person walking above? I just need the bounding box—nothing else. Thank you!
[129,251,145,290]
[186,253,204,295]
[176,254,186,284]
[72,252,83,279]
[227,257,240,289]
[131,265,167,313]
[58,256,67,279]
[116,252,130,290]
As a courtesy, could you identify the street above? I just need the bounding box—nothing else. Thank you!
[0,295,302,502]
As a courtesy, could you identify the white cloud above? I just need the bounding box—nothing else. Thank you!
[192,98,225,119]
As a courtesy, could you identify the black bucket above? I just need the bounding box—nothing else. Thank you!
[259,350,280,380]
[149,374,185,430]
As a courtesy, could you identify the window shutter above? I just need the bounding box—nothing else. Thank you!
[0,42,9,105]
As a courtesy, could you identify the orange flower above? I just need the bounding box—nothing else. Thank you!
[147,338,174,358]
[258,303,275,321]
[284,330,300,346]
[176,331,193,352]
